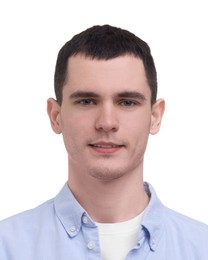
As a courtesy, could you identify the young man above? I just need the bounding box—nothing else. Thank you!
[0,25,208,259]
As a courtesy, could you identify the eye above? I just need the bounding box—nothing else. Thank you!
[78,99,96,105]
[119,100,137,107]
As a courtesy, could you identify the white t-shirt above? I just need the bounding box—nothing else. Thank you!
[96,211,145,260]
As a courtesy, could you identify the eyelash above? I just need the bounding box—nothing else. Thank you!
[77,99,96,105]
[119,100,138,107]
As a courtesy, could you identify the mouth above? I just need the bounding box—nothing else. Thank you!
[88,142,124,154]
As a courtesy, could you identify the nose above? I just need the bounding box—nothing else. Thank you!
[95,104,119,132]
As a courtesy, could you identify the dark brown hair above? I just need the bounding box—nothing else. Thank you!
[54,25,157,105]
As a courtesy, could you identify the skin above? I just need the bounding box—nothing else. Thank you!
[47,54,165,223]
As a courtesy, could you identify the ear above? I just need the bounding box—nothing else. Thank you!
[150,99,165,135]
[47,98,62,134]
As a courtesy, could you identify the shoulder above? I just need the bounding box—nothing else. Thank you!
[144,183,208,257]
[146,182,208,238]
[163,206,208,249]
[0,198,55,236]
[164,206,208,232]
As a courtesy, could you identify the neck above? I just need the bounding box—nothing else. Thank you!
[67,164,149,223]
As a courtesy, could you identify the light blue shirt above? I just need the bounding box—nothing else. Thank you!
[0,182,208,259]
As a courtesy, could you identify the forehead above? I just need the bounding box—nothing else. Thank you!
[64,54,150,97]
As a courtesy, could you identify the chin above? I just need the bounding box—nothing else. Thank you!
[88,165,127,181]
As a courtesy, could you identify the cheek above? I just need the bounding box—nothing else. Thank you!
[61,115,92,145]
[61,111,90,130]
[124,112,152,134]
[125,116,151,148]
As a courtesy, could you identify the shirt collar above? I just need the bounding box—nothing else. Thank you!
[54,183,86,237]
[140,182,165,251]
[54,182,165,249]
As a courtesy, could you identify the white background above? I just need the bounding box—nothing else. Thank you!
[0,0,207,223]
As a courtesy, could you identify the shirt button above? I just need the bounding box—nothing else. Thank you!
[69,225,77,232]
[87,241,95,250]
[82,216,88,224]
[151,238,156,245]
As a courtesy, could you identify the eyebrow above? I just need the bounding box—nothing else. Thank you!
[117,91,146,101]
[69,90,146,101]
[70,91,99,99]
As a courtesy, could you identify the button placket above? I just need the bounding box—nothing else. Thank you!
[81,222,100,256]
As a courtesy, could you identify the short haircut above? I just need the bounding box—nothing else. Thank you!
[54,25,157,105]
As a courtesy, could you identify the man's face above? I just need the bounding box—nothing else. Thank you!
[48,54,164,181]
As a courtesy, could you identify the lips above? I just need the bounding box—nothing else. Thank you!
[89,142,124,154]
[91,144,121,148]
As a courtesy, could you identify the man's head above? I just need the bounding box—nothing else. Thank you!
[54,25,157,106]
[48,25,165,183]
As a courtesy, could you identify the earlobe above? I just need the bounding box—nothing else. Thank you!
[47,98,62,134]
[150,99,165,135]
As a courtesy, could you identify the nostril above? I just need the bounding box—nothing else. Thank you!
[95,118,119,132]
